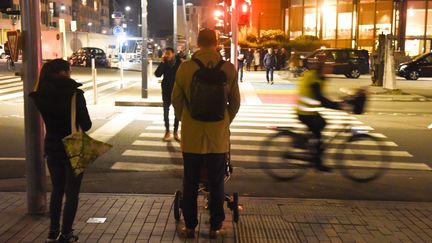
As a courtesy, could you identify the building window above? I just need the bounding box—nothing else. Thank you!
[375,1,392,36]
[304,7,317,36]
[358,0,375,40]
[94,0,98,11]
[322,0,336,39]
[82,0,87,6]
[337,0,353,39]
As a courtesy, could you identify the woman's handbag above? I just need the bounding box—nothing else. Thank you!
[63,92,112,176]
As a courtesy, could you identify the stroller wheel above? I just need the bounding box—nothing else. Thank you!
[232,193,239,223]
[174,190,182,221]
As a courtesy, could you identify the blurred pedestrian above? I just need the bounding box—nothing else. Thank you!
[155,47,182,141]
[263,48,277,84]
[30,59,92,243]
[172,28,240,239]
[279,48,288,70]
[237,47,245,82]
[259,47,266,70]
[245,48,253,71]
[253,49,260,71]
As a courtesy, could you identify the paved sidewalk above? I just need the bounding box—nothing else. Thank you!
[1,192,432,242]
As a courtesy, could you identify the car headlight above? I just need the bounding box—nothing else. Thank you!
[399,65,407,71]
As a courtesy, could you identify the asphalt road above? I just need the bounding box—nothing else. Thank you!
[0,67,431,202]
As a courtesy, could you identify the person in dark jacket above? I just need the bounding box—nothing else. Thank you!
[29,59,92,243]
[245,48,253,71]
[263,48,277,84]
[155,47,182,141]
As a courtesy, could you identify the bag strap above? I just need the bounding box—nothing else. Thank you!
[70,92,79,134]
[215,60,225,70]
[192,58,206,69]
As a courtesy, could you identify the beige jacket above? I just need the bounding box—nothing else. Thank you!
[172,49,241,154]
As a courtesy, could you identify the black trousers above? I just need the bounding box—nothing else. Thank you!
[266,67,274,81]
[46,154,83,234]
[237,62,244,81]
[298,114,326,164]
[182,153,226,230]
[162,87,179,132]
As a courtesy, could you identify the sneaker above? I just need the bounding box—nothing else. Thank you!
[316,164,332,172]
[173,132,181,142]
[45,230,59,243]
[57,231,79,243]
[181,227,195,238]
[163,131,172,142]
[271,81,274,85]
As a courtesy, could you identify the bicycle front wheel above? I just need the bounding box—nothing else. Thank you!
[259,131,310,181]
[336,133,389,182]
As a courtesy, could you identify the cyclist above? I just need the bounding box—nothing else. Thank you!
[296,55,343,172]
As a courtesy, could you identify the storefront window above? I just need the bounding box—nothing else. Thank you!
[427,1,432,37]
[290,7,303,39]
[337,0,353,39]
[304,8,317,35]
[406,1,426,38]
[305,0,316,7]
[358,1,375,39]
[322,0,336,39]
[375,1,392,36]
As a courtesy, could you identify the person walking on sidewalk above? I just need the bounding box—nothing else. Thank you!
[245,48,253,71]
[155,47,182,142]
[30,59,92,243]
[263,47,277,84]
[172,28,240,239]
[253,49,260,71]
[237,46,245,82]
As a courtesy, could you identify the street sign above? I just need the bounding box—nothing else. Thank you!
[7,30,20,62]
[113,26,124,36]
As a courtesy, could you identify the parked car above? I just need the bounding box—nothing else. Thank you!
[397,52,432,80]
[0,44,5,59]
[300,48,370,78]
[69,47,109,67]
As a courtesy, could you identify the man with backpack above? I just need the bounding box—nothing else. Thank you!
[172,28,240,239]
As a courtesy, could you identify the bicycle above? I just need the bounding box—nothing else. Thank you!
[6,55,15,71]
[259,90,390,182]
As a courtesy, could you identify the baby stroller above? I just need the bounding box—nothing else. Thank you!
[173,151,240,223]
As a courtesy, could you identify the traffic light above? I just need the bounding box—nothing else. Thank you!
[0,0,13,11]
[238,0,251,27]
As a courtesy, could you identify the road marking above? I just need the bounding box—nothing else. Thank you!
[111,162,183,172]
[89,107,144,142]
[240,82,263,105]
[131,140,409,157]
[0,157,25,161]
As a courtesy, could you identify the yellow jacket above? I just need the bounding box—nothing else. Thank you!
[172,49,241,154]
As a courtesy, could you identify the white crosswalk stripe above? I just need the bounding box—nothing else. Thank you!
[0,75,127,103]
[110,105,431,173]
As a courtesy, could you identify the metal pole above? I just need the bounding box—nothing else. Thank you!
[230,0,238,68]
[20,0,46,215]
[92,58,97,104]
[173,0,177,51]
[141,0,148,98]
[182,0,188,55]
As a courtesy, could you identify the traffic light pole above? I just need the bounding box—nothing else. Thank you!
[20,0,46,215]
[230,0,238,69]
[141,0,148,98]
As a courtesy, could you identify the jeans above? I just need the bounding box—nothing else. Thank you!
[266,67,274,81]
[237,62,244,81]
[46,154,83,234]
[182,153,226,230]
[162,87,179,132]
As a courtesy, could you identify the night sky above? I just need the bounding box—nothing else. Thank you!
[116,0,202,37]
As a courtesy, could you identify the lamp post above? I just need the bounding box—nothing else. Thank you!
[141,0,148,98]
[173,0,177,51]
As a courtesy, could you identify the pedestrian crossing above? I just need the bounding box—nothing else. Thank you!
[0,74,127,103]
[109,104,431,174]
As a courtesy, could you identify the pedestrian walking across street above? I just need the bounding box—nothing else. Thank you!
[263,48,277,84]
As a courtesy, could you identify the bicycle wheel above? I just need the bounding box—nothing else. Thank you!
[335,133,389,182]
[259,131,311,181]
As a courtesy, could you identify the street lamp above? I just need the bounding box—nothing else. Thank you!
[125,6,131,12]
[88,22,92,32]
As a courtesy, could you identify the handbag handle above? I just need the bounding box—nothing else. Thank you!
[70,92,80,134]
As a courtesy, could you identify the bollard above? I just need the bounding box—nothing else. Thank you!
[92,58,98,104]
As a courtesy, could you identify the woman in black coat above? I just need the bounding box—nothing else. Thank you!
[30,59,91,243]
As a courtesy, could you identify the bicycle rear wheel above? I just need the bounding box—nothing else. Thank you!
[259,131,310,181]
[336,133,389,182]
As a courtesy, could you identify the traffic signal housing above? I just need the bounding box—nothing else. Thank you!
[238,0,251,27]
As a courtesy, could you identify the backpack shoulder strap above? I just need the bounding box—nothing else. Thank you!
[192,58,206,69]
[215,60,225,70]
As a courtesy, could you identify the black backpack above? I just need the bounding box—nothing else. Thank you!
[188,58,227,122]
